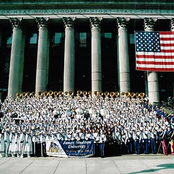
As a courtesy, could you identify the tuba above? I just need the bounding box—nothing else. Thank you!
[104,91,109,97]
[48,90,53,96]
[135,92,139,98]
[110,92,115,98]
[93,91,98,97]
[25,92,30,97]
[130,92,135,98]
[22,92,26,98]
[36,91,42,97]
[44,91,48,97]
[121,92,125,97]
[64,91,69,96]
[58,91,63,96]
[83,91,87,96]
[69,91,74,97]
[98,91,103,97]
[140,92,145,98]
[16,93,20,98]
[88,91,92,97]
[30,92,35,97]
[115,91,119,97]
[125,92,130,97]
[54,91,59,97]
[77,90,82,96]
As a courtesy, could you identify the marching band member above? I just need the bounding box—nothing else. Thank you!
[142,127,149,154]
[165,126,172,153]
[133,129,140,154]
[39,131,46,157]
[126,128,133,154]
[0,132,5,157]
[32,131,40,157]
[10,129,19,157]
[24,131,33,157]
[150,128,157,154]
[4,129,10,157]
[19,130,25,158]
[98,130,106,158]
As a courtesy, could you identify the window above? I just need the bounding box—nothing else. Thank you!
[7,36,12,45]
[129,34,135,44]
[79,33,87,47]
[104,33,112,39]
[30,33,37,44]
[54,33,62,44]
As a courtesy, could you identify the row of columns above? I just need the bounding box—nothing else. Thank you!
[7,17,174,104]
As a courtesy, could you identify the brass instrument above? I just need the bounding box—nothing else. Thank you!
[40,92,44,97]
[25,92,30,97]
[44,91,48,97]
[36,91,42,97]
[104,91,109,97]
[93,91,98,96]
[64,91,69,96]
[115,91,119,97]
[88,91,92,97]
[125,92,130,97]
[58,91,63,96]
[69,91,74,96]
[139,92,145,98]
[135,92,139,98]
[54,91,58,97]
[83,91,87,96]
[130,92,135,98]
[40,91,47,97]
[98,91,103,97]
[77,90,82,96]
[16,93,20,98]
[110,92,115,98]
[22,92,26,97]
[30,92,35,97]
[48,90,53,96]
[121,92,125,97]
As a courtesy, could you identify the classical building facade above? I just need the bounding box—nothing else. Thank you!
[0,0,174,104]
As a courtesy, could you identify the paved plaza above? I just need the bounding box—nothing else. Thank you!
[0,155,174,174]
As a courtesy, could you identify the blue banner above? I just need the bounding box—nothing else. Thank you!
[59,139,94,157]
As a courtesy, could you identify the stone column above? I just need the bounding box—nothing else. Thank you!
[19,34,25,92]
[144,18,160,104]
[8,18,23,98]
[63,17,75,92]
[46,33,50,89]
[35,17,49,93]
[90,17,102,92]
[117,18,130,93]
[170,19,174,98]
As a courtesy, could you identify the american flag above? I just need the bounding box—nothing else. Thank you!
[135,31,174,72]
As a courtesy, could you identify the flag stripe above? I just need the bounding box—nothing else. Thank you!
[136,64,174,68]
[136,67,174,71]
[161,46,174,50]
[160,32,174,35]
[136,54,174,59]
[160,40,174,43]
[136,52,174,56]
[136,58,174,62]
[160,43,174,47]
[136,61,174,65]
[161,50,174,53]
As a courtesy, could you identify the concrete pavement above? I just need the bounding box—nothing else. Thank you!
[0,155,174,174]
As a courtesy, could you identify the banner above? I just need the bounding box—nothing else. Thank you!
[47,139,94,157]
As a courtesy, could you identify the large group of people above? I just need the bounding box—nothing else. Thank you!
[0,93,174,158]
